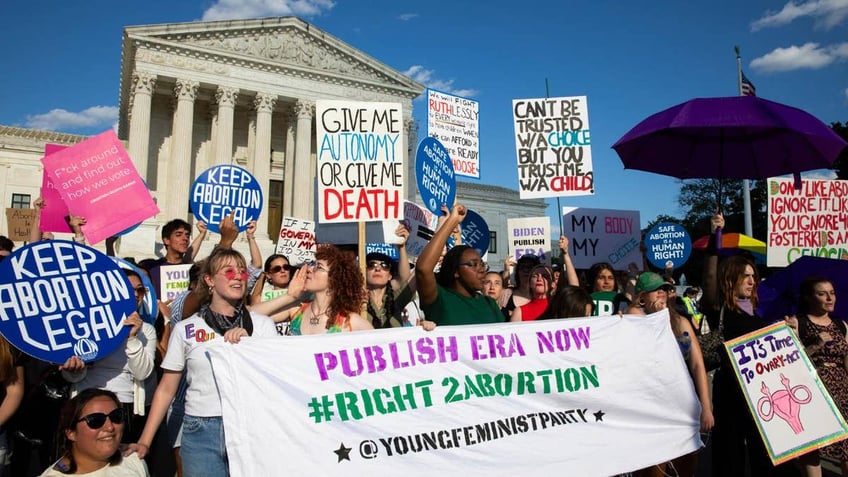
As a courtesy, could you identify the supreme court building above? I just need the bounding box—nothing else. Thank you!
[0,16,547,264]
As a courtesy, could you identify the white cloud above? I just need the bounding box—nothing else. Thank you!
[751,0,848,31]
[402,65,479,97]
[25,106,119,131]
[202,0,335,21]
[750,42,848,72]
[398,13,419,21]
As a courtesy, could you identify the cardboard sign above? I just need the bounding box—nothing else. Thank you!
[0,241,136,364]
[724,322,848,464]
[159,264,192,302]
[275,216,316,266]
[767,178,848,267]
[41,131,159,244]
[209,310,702,476]
[644,222,691,269]
[415,137,456,214]
[513,96,594,199]
[562,207,641,270]
[507,217,551,262]
[403,201,438,258]
[40,144,73,234]
[190,165,263,233]
[5,208,37,241]
[316,101,404,223]
[427,89,480,178]
[461,209,490,258]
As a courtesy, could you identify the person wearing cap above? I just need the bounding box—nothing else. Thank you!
[366,224,415,328]
[627,272,713,477]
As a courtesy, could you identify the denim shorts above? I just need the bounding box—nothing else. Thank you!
[181,415,228,477]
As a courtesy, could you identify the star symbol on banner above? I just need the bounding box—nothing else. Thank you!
[334,442,352,462]
[594,410,605,422]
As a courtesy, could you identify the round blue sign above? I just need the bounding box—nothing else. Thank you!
[415,137,456,215]
[111,257,158,325]
[0,240,136,364]
[461,209,490,258]
[644,222,692,269]
[190,165,263,233]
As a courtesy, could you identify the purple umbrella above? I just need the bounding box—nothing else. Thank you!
[612,96,847,181]
[757,256,848,322]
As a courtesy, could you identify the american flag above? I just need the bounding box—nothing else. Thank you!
[741,70,756,96]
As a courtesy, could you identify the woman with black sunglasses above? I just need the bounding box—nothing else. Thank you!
[41,388,148,476]
[249,254,293,304]
[365,224,416,328]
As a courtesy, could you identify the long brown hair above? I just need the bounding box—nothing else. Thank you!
[0,336,17,384]
[718,255,758,312]
[58,389,123,473]
[316,244,365,330]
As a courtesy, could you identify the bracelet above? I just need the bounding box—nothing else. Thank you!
[73,235,86,243]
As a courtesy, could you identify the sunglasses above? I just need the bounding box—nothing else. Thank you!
[268,265,291,274]
[305,261,330,273]
[367,261,390,271]
[459,260,488,271]
[77,408,125,430]
[220,268,249,281]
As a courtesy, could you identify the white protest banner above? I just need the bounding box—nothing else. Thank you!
[317,101,404,223]
[513,96,593,199]
[0,241,136,364]
[159,264,192,301]
[724,322,848,464]
[275,216,316,266]
[562,207,641,269]
[427,89,480,178]
[209,311,701,476]
[767,178,848,267]
[507,217,551,262]
[403,201,437,258]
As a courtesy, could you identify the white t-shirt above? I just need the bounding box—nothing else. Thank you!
[162,310,276,417]
[40,453,148,476]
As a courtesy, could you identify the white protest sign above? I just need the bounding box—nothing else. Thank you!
[724,322,848,464]
[316,101,404,223]
[209,311,701,477]
[403,201,438,258]
[507,217,551,262]
[513,96,593,199]
[427,89,480,178]
[159,264,192,301]
[767,178,848,267]
[275,216,316,266]
[562,207,641,269]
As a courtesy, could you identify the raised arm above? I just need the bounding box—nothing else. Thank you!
[188,221,208,261]
[415,204,466,307]
[559,235,580,287]
[245,221,262,269]
[29,197,46,243]
[700,213,724,314]
[394,224,413,286]
[248,266,306,320]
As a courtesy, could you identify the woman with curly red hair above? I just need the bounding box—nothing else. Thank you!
[287,244,373,334]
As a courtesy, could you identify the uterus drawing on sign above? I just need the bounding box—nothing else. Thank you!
[757,374,812,434]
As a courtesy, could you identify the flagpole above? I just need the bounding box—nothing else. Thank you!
[736,46,754,237]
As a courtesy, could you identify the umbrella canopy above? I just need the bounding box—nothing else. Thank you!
[612,96,847,180]
[757,256,848,322]
[692,232,766,264]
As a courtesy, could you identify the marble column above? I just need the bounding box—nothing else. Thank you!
[215,86,238,165]
[292,99,314,220]
[127,71,156,183]
[283,106,296,217]
[404,118,418,203]
[166,79,199,221]
[251,92,276,239]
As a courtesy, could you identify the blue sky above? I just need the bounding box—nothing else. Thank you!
[2,0,846,233]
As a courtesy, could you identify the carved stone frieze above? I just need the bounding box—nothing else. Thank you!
[136,48,230,75]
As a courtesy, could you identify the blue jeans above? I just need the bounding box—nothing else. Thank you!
[181,415,228,477]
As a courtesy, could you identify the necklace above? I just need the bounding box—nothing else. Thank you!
[309,301,329,326]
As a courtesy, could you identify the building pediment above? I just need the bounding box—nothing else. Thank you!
[123,17,423,97]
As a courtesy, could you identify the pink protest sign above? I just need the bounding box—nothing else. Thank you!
[40,144,73,233]
[41,130,159,244]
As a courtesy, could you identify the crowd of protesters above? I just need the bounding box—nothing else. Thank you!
[0,201,843,477]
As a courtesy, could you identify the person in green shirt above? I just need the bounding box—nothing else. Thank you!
[416,204,503,326]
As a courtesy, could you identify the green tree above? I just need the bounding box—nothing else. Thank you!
[677,179,767,241]
[831,121,848,180]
